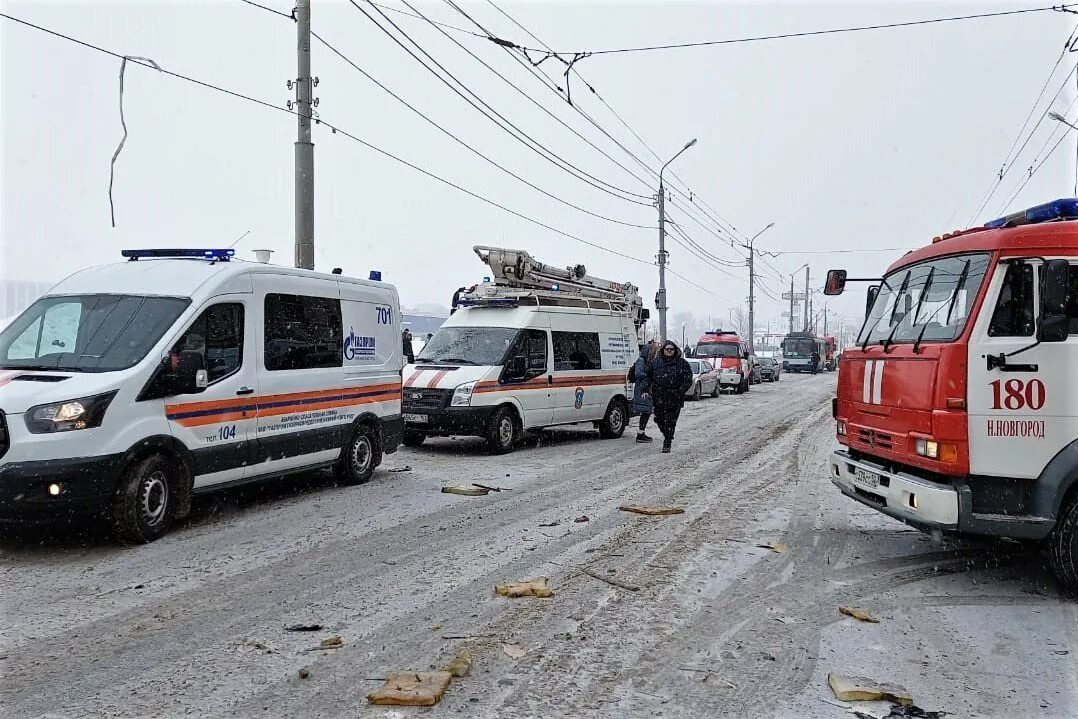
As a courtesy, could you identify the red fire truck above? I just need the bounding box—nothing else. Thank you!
[826,198,1078,590]
[822,335,837,371]
[693,330,751,393]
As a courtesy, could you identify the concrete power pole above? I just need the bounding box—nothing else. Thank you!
[803,267,810,333]
[788,275,795,334]
[657,186,668,341]
[747,247,754,352]
[294,0,315,270]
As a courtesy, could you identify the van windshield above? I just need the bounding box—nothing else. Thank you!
[416,326,519,366]
[695,342,739,358]
[858,253,991,346]
[0,294,190,373]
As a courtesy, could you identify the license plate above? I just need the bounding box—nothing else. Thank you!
[853,468,880,489]
[402,413,428,423]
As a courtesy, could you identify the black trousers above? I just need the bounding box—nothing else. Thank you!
[653,402,683,441]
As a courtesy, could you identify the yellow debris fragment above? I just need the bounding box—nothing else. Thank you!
[839,606,881,624]
[495,577,553,598]
[827,673,913,705]
[366,671,453,706]
[618,505,685,516]
[444,651,472,678]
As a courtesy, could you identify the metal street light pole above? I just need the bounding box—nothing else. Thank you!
[657,138,697,342]
[741,222,774,353]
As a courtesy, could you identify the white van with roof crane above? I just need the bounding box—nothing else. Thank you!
[0,248,402,542]
[401,246,646,453]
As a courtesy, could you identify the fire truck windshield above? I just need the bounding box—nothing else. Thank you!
[695,342,739,358]
[858,253,990,346]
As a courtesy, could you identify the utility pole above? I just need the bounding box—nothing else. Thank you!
[823,305,828,336]
[739,222,774,353]
[803,267,810,333]
[656,138,697,341]
[294,0,315,270]
[657,186,668,341]
[788,275,795,334]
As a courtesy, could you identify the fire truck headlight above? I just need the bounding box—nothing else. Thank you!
[451,381,478,407]
[836,420,847,437]
[915,438,939,459]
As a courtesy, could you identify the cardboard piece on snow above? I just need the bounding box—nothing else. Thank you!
[442,485,491,496]
[618,505,685,516]
[827,673,913,705]
[366,671,453,706]
[839,606,881,623]
[495,577,553,598]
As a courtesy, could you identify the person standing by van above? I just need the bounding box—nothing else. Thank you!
[644,340,693,453]
[632,340,658,443]
[402,329,415,364]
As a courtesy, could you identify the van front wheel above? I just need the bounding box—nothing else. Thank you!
[598,398,628,439]
[486,407,518,455]
[111,454,175,544]
[337,424,381,485]
[1048,495,1078,595]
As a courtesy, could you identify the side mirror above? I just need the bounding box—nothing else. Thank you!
[506,355,527,379]
[824,269,847,296]
[172,350,208,394]
[866,285,881,318]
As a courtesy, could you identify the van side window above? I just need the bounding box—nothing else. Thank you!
[988,263,1034,337]
[523,329,547,371]
[552,332,601,371]
[265,294,343,371]
[171,303,244,383]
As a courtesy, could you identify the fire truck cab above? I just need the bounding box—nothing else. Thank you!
[827,198,1078,590]
[692,330,751,394]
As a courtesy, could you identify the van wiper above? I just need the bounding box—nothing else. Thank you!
[0,364,84,372]
[431,357,477,365]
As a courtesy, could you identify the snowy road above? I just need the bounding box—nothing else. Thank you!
[2,374,1075,718]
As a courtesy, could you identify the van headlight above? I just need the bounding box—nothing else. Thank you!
[26,391,118,433]
[451,381,478,407]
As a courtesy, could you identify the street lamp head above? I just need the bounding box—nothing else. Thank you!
[1050,111,1065,122]
[683,138,698,150]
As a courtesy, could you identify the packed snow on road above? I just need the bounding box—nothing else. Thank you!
[2,375,1075,718]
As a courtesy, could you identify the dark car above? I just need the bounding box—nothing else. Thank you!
[757,356,781,382]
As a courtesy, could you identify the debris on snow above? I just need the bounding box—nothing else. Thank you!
[574,515,590,523]
[539,520,561,527]
[828,673,913,706]
[284,624,323,632]
[580,567,640,591]
[502,643,527,660]
[306,635,343,652]
[298,667,311,679]
[839,607,881,623]
[618,505,684,516]
[366,671,453,706]
[472,483,507,492]
[756,542,788,553]
[444,651,472,677]
[442,484,492,496]
[387,465,412,473]
[495,577,553,598]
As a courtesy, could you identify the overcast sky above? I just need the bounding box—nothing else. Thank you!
[1,0,1073,335]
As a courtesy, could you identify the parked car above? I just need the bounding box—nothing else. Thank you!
[757,356,781,382]
[748,354,763,384]
[685,359,719,400]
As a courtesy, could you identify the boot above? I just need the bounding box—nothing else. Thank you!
[636,432,654,443]
[661,439,672,453]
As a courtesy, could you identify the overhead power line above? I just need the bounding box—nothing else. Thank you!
[498,4,1076,56]
[996,125,1072,213]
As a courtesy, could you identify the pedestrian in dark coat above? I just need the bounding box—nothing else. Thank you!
[402,329,415,364]
[643,340,693,453]
[631,340,658,443]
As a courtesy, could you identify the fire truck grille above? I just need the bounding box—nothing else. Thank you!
[857,428,893,450]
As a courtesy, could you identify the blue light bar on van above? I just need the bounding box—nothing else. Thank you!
[455,297,518,308]
[369,270,382,281]
[121,248,235,261]
[984,198,1078,229]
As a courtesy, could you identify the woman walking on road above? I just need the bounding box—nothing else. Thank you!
[643,340,694,453]
[632,340,658,443]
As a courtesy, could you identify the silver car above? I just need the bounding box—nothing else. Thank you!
[685,359,720,400]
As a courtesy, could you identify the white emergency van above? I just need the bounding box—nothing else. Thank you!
[401,246,645,453]
[0,248,402,542]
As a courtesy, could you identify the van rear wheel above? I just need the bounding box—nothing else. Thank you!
[337,424,381,485]
[111,454,174,544]
[598,398,628,439]
[486,407,518,455]
[1048,495,1078,595]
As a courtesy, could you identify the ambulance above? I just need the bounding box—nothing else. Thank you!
[826,198,1078,590]
[693,330,751,393]
[0,249,403,542]
[401,246,643,453]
